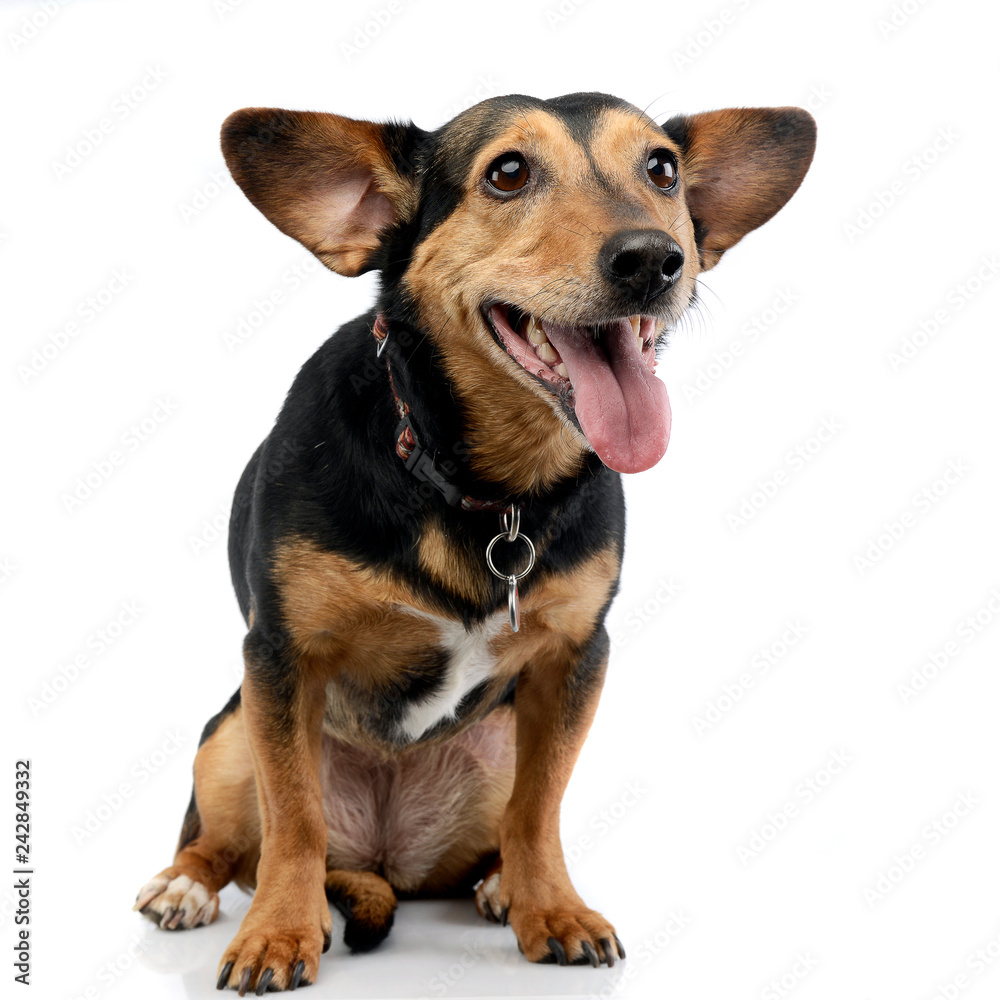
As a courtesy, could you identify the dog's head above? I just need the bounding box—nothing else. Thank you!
[222,94,815,483]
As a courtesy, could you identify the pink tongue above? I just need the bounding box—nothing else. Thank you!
[542,318,671,474]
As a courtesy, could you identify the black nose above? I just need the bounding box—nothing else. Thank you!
[599,229,684,303]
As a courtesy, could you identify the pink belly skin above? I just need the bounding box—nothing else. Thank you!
[318,706,515,892]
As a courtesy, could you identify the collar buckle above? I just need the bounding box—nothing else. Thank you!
[396,415,463,507]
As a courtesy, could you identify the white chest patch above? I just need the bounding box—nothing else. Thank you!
[397,609,507,741]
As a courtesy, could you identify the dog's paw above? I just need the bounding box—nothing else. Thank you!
[490,865,623,967]
[217,914,331,993]
[134,869,219,930]
[474,871,503,923]
[513,901,624,967]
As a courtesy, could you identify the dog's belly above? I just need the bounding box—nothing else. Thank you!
[318,704,515,892]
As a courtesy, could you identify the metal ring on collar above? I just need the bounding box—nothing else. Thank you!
[502,505,520,542]
[486,531,535,582]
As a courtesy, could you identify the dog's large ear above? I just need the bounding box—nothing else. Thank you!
[664,107,816,270]
[221,108,425,276]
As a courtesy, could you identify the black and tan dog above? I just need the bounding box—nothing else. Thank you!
[134,93,815,993]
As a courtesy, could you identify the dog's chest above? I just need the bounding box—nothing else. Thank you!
[324,606,512,745]
[396,609,508,741]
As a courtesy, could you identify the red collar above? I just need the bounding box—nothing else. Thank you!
[373,313,508,513]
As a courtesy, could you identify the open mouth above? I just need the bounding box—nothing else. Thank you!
[484,303,672,475]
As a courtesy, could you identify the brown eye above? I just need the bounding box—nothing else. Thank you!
[487,152,529,192]
[646,148,677,190]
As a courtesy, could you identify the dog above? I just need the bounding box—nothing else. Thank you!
[134,93,815,993]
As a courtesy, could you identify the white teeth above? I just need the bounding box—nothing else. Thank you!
[630,315,641,337]
[556,363,568,378]
[525,315,548,345]
[537,342,558,363]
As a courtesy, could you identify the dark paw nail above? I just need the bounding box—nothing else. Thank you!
[290,960,305,990]
[217,961,233,990]
[600,937,615,967]
[255,968,273,995]
[499,906,509,927]
[547,936,568,966]
[614,934,626,960]
[322,928,332,953]
[581,941,600,968]
[238,967,251,996]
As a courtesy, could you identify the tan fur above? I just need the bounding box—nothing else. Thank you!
[495,633,617,964]
[417,519,491,605]
[324,868,397,922]
[184,709,261,891]
[216,664,333,991]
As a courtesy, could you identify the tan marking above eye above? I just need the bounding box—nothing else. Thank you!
[487,152,529,192]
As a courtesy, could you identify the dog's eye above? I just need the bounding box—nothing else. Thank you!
[646,148,678,190]
[487,153,529,193]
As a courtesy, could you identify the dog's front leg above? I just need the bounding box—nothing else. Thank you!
[498,627,624,967]
[217,631,333,994]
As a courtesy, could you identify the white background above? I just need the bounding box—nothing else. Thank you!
[4,0,1000,997]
